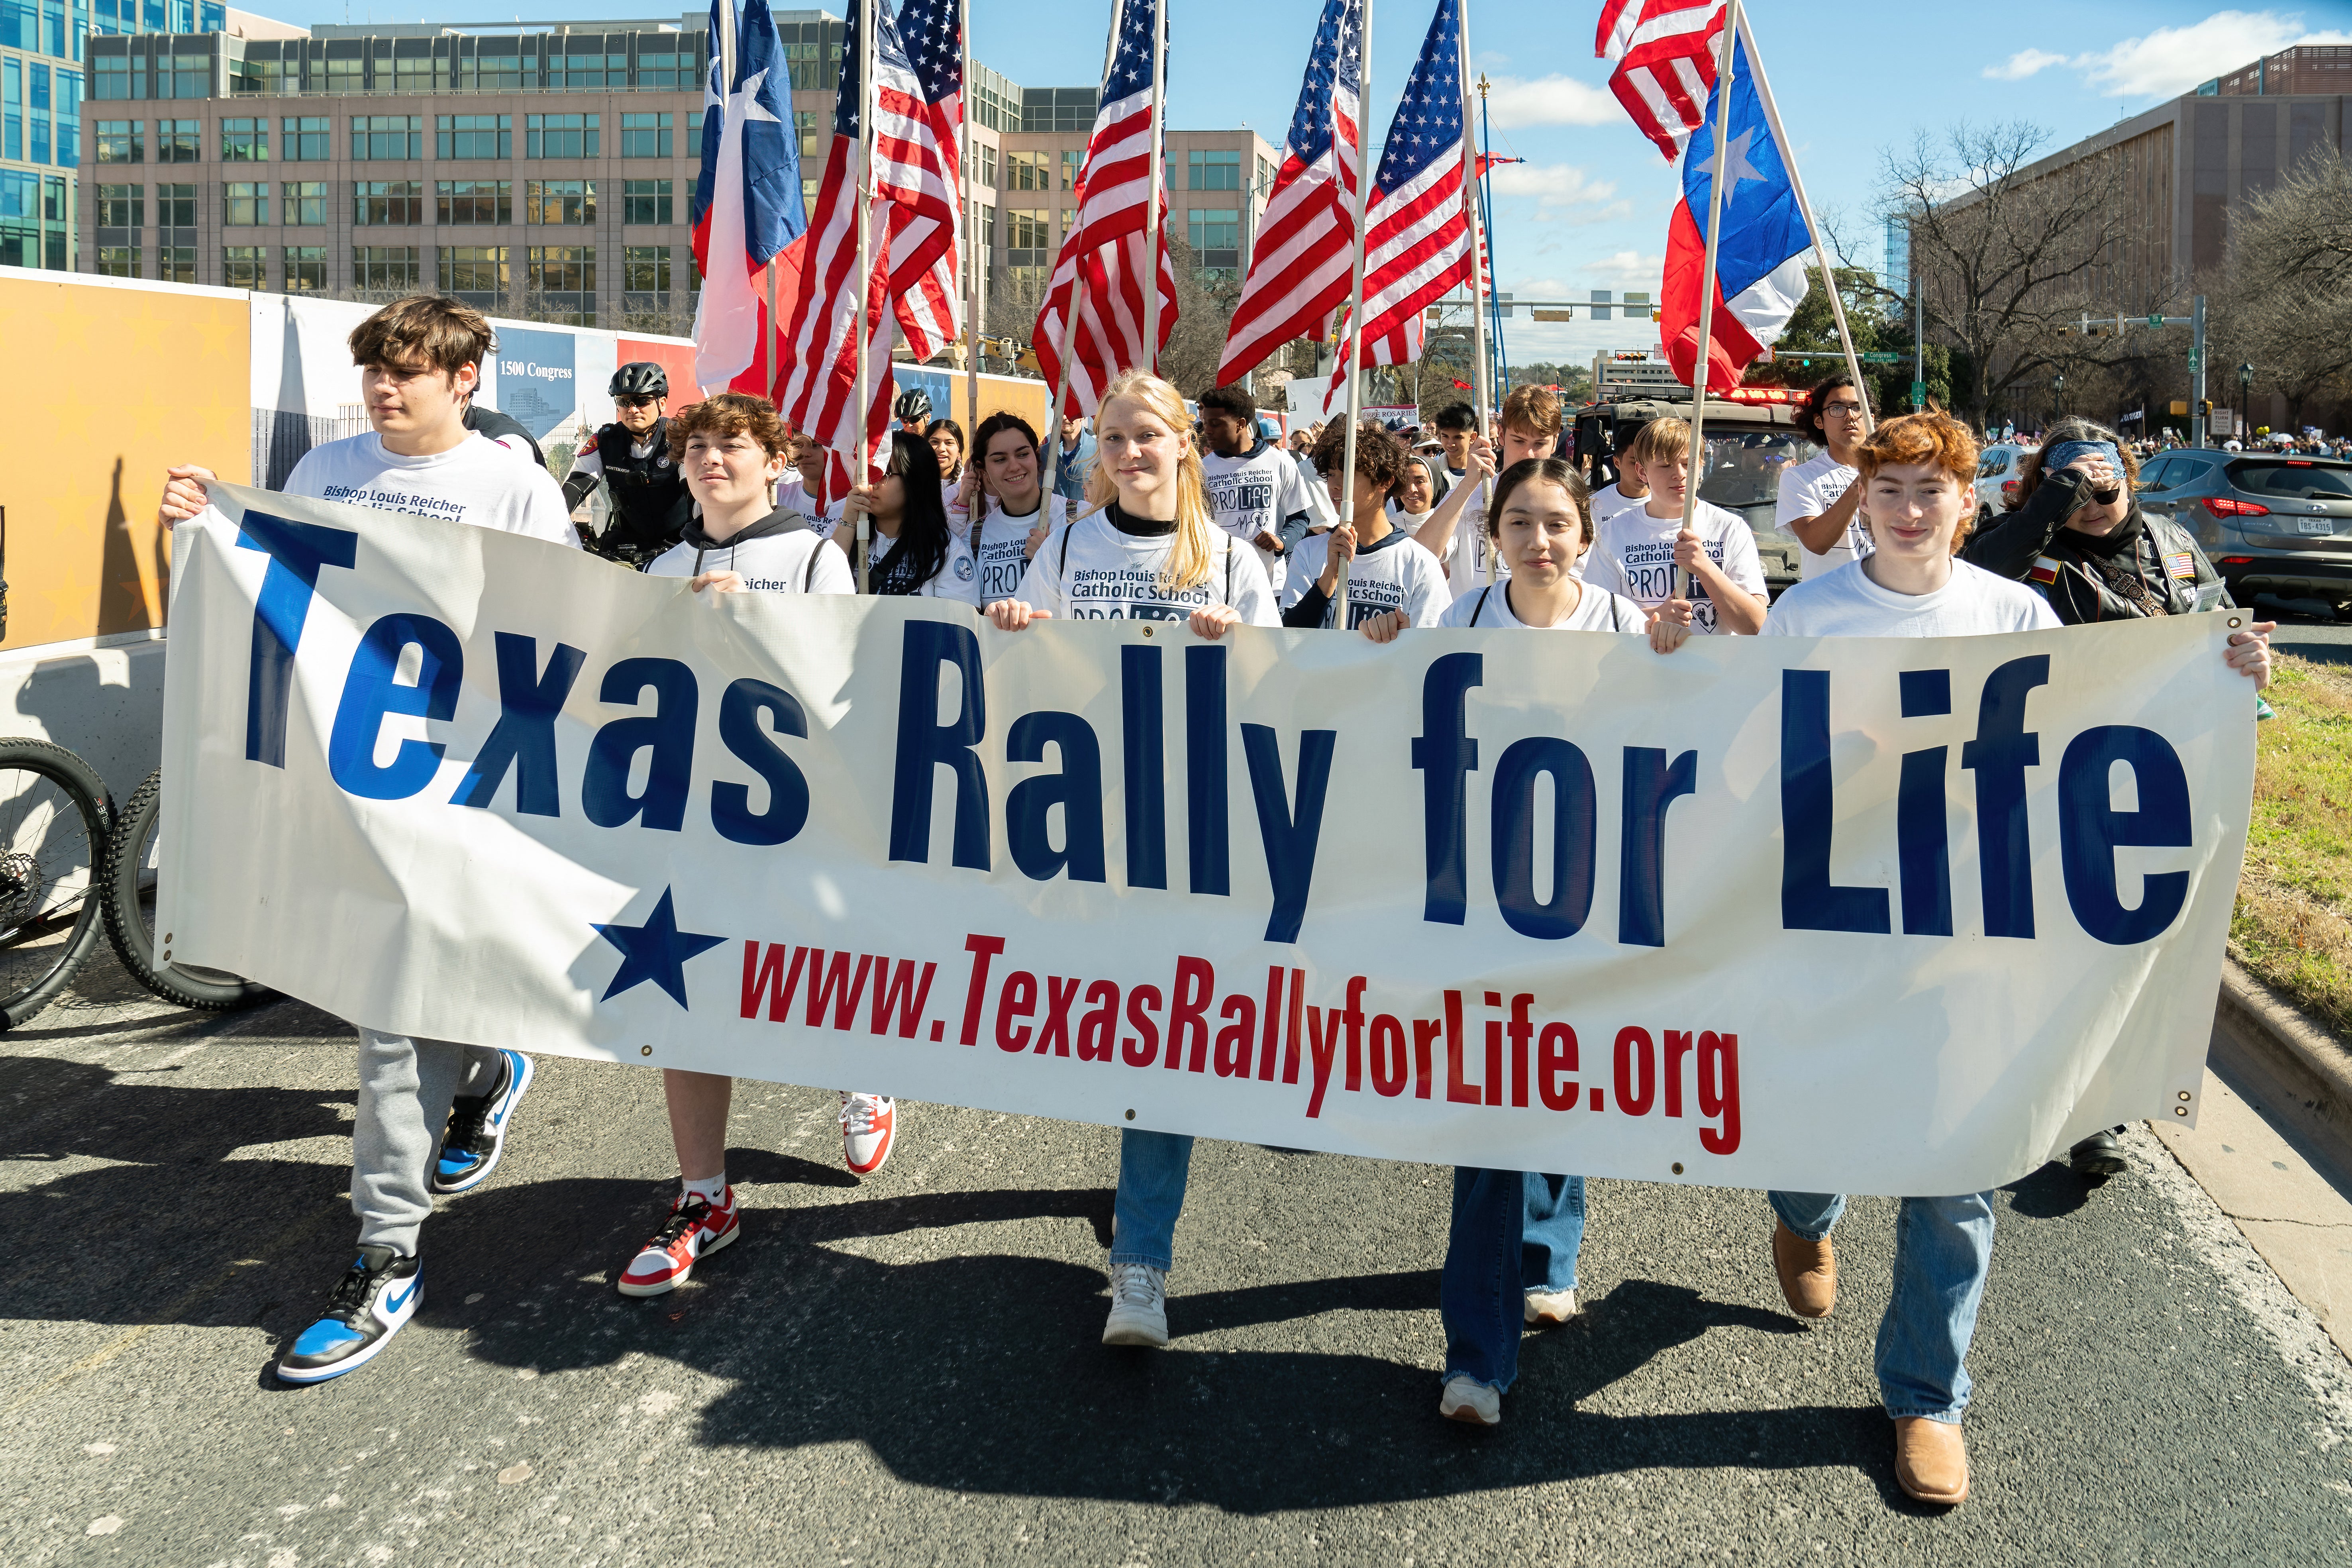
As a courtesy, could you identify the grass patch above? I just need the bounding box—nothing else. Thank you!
[2232,653,2352,1037]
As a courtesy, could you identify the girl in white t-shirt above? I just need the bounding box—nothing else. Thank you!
[834,430,979,604]
[988,371,1275,1354]
[1374,457,1685,1430]
[1590,416,1770,643]
[952,410,1073,606]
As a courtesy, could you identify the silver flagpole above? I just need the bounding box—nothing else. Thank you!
[1737,7,1871,434]
[1677,0,1741,601]
[1141,0,1168,369]
[960,3,979,449]
[1455,0,1493,584]
[1333,0,1374,632]
[852,0,877,592]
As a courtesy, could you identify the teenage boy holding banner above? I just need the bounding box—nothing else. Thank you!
[1280,422,1450,636]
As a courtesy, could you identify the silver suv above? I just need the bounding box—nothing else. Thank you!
[1973,443,2032,526]
[2136,448,2352,617]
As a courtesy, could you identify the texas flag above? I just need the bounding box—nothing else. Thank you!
[1658,28,1807,393]
[690,0,806,394]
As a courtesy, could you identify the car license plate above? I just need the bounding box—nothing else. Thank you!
[2297,518,2336,535]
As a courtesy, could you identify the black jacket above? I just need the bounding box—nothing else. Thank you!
[461,403,546,469]
[1964,466,2232,624]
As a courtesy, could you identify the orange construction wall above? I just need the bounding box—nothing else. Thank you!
[0,275,252,651]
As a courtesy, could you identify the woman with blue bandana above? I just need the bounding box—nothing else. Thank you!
[1966,414,2275,1177]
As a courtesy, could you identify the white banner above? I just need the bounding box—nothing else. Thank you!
[163,485,2258,1196]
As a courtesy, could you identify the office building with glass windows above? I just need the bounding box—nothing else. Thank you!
[73,8,1275,332]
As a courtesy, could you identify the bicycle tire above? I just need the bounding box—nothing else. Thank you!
[99,767,274,1011]
[0,737,112,1029]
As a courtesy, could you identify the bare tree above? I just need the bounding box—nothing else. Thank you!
[977,236,1243,404]
[2210,146,2352,431]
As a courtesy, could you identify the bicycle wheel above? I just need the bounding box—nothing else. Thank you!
[100,767,274,1011]
[0,737,112,1029]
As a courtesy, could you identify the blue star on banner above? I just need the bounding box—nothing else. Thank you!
[594,888,726,1008]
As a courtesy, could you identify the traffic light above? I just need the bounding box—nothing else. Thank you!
[2168,400,2189,416]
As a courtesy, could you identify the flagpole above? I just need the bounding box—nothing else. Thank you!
[1737,8,1871,436]
[1677,0,1740,602]
[961,6,979,444]
[1455,0,1492,584]
[1332,0,1375,632]
[852,0,877,591]
[1141,0,1168,370]
[1042,0,1126,503]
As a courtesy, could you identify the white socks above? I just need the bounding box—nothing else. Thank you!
[683,1172,727,1207]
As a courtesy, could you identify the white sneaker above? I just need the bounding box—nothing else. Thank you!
[1102,1262,1169,1347]
[839,1092,896,1175]
[1440,1375,1501,1427]
[1524,1288,1578,1325]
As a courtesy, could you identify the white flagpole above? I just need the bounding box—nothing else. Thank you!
[1333,0,1375,632]
[1455,0,1493,584]
[852,0,877,591]
[1677,0,1740,601]
[1737,8,1871,435]
[1141,0,1168,369]
[1041,0,1125,503]
[960,4,979,446]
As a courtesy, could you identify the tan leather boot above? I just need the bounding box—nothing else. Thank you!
[1893,1416,1970,1505]
[1771,1221,1837,1318]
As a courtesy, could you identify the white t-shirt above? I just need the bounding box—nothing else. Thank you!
[1014,511,1278,625]
[1201,440,1320,572]
[1591,501,1767,635]
[1762,557,2061,639]
[868,529,981,604]
[1775,451,1871,579]
[281,432,579,547]
[964,493,1072,606]
[1279,528,1451,630]
[1422,476,1508,600]
[645,516,853,595]
[1589,482,1650,530]
[1437,576,1651,632]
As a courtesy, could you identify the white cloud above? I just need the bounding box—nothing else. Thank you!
[1486,162,1618,211]
[2073,11,2352,98]
[1983,48,2069,82]
[1480,74,1621,130]
[1580,251,1667,285]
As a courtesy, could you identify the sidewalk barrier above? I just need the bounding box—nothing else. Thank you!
[2210,958,2352,1181]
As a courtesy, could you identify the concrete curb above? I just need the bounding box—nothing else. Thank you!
[2208,956,2352,1182]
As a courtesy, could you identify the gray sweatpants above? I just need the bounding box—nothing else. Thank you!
[352,1028,504,1256]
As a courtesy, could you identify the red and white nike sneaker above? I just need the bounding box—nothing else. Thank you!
[840,1092,896,1175]
[617,1188,740,1298]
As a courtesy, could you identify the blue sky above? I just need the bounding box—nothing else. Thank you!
[270,2,2350,363]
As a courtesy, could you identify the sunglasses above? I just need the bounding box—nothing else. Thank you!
[616,395,659,409]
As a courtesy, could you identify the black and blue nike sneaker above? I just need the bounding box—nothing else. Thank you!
[432,1049,535,1195]
[275,1246,422,1385]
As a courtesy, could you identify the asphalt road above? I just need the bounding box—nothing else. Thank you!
[2255,597,2351,665]
[4,946,2350,1567]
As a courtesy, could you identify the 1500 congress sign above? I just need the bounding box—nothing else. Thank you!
[161,485,2256,1195]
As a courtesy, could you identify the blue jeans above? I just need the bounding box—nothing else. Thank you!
[1440,1170,1586,1391]
[1769,1189,1997,1423]
[1108,1128,1192,1273]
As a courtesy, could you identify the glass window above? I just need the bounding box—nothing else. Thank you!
[156,118,196,162]
[220,116,266,161]
[635,51,683,90]
[324,55,361,96]
[164,49,207,100]
[1006,207,1049,261]
[282,244,325,293]
[155,181,194,227]
[526,179,593,225]
[621,177,669,226]
[525,113,598,160]
[222,244,264,288]
[620,111,671,159]
[1006,150,1049,191]
[282,117,329,161]
[437,243,507,301]
[53,67,76,164]
[793,108,817,163]
[222,180,265,224]
[435,178,510,225]
[96,118,139,162]
[354,245,419,290]
[1189,148,1240,191]
[96,180,138,226]
[352,114,422,161]
[526,244,594,324]
[436,113,510,160]
[2227,459,2352,500]
[623,243,669,293]
[281,179,324,226]
[1060,149,1081,190]
[157,242,194,282]
[96,243,139,276]
[353,179,423,225]
[94,54,129,99]
[977,143,995,190]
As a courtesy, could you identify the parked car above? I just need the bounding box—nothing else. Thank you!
[2136,447,2352,617]
[1973,443,2033,526]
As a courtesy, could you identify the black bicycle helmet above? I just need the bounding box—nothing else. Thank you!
[893,387,934,427]
[611,361,669,399]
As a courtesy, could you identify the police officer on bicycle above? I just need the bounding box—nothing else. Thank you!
[563,362,693,567]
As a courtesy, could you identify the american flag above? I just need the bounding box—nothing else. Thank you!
[1596,0,1723,161]
[1214,0,1361,387]
[775,0,963,481]
[1031,0,1177,417]
[1328,0,1476,396]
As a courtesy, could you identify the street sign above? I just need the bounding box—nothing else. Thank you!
[1859,351,1904,363]
[2148,314,2164,328]
[1910,379,1926,408]
[2187,349,2202,373]
[1532,309,1573,322]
